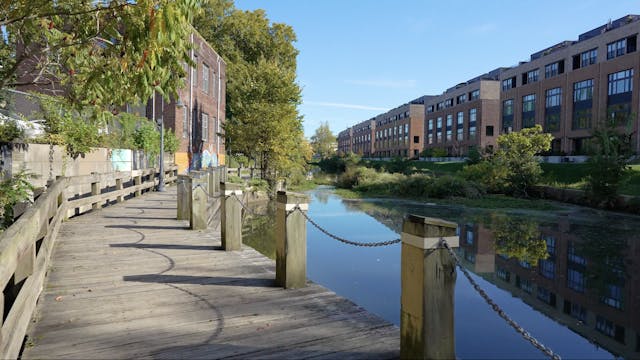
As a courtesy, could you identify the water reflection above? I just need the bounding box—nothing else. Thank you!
[242,186,640,358]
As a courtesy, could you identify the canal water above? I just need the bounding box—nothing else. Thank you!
[243,186,640,359]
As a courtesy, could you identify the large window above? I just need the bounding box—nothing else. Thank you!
[544,61,563,79]
[573,79,593,130]
[502,99,513,132]
[446,114,453,142]
[436,117,442,143]
[502,77,515,91]
[522,69,539,85]
[201,113,209,141]
[573,79,593,102]
[581,48,597,67]
[545,88,561,132]
[456,112,464,141]
[567,268,586,293]
[202,64,210,94]
[468,108,477,140]
[522,94,536,128]
[427,119,434,145]
[469,89,480,100]
[608,69,633,95]
[457,94,467,104]
[539,259,555,279]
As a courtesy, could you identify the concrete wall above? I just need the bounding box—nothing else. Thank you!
[1,144,175,188]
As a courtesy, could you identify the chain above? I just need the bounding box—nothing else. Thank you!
[288,205,401,247]
[230,192,269,217]
[192,184,223,199]
[441,239,561,360]
[48,143,54,181]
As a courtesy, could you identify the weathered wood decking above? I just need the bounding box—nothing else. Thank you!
[22,187,399,359]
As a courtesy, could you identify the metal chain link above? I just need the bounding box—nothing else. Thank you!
[441,239,561,360]
[230,192,269,217]
[288,205,401,247]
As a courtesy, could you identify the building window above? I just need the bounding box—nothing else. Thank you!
[522,94,536,128]
[201,113,209,141]
[502,99,513,133]
[607,35,636,60]
[445,98,453,108]
[446,115,453,142]
[486,126,494,136]
[607,69,633,124]
[436,102,445,110]
[567,268,586,293]
[596,316,625,343]
[537,287,556,306]
[544,60,564,79]
[545,88,561,132]
[567,241,586,265]
[522,69,539,85]
[413,136,419,144]
[436,117,442,143]
[456,112,464,141]
[502,77,515,91]
[601,283,624,310]
[496,267,510,282]
[564,301,587,323]
[457,94,467,104]
[468,108,477,141]
[516,276,533,294]
[539,259,555,279]
[572,79,593,130]
[202,64,210,94]
[573,48,597,69]
[608,69,633,96]
[469,89,480,100]
[427,105,434,113]
[182,106,188,139]
[544,235,556,256]
[192,54,198,86]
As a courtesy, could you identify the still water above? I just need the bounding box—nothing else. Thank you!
[244,186,640,359]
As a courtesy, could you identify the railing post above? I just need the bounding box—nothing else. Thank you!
[400,215,458,360]
[177,175,192,221]
[91,181,100,210]
[208,167,216,195]
[134,175,142,197]
[116,178,124,203]
[220,182,243,251]
[191,184,207,230]
[275,191,309,289]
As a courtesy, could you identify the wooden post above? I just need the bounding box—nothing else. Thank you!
[91,181,99,210]
[115,178,124,203]
[177,175,192,221]
[220,182,242,251]
[134,175,142,197]
[275,191,309,289]
[400,215,459,360]
[190,185,207,230]
[208,167,216,195]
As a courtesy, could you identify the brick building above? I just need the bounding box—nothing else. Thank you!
[423,71,502,156]
[337,127,353,155]
[374,97,429,158]
[351,119,375,157]
[499,14,640,155]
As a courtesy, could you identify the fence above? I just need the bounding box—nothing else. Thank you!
[0,166,177,359]
[174,168,562,359]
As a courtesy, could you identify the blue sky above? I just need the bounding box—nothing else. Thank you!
[234,0,638,138]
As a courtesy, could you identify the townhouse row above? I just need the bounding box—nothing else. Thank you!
[337,14,640,158]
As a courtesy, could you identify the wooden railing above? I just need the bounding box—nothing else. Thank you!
[0,166,177,359]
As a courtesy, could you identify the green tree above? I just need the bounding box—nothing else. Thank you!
[194,3,304,185]
[585,118,633,207]
[310,121,336,159]
[494,125,552,196]
[490,214,548,264]
[1,0,197,108]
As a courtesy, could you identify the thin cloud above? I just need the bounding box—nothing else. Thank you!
[304,101,388,111]
[344,79,417,89]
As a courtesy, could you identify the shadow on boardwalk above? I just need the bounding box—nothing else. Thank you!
[22,187,399,359]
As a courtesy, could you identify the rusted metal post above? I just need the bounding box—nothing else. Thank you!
[275,191,309,289]
[400,215,459,360]
[221,182,242,251]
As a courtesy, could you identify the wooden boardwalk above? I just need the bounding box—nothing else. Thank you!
[22,187,399,359]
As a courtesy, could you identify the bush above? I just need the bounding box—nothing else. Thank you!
[428,175,484,199]
[0,118,24,143]
[248,178,268,191]
[461,161,508,194]
[227,175,243,184]
[466,146,482,165]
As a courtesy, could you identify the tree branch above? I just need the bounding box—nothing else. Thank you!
[1,2,132,27]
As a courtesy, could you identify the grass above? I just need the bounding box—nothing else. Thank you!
[539,162,640,196]
[333,188,559,211]
[364,160,465,174]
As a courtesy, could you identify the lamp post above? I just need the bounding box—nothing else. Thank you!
[157,115,165,192]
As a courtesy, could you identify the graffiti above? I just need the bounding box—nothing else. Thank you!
[111,149,132,172]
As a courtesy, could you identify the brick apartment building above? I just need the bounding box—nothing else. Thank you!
[423,70,502,156]
[373,97,428,158]
[499,14,640,155]
[351,119,375,157]
[337,127,353,155]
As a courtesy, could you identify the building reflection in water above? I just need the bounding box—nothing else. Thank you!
[458,216,638,358]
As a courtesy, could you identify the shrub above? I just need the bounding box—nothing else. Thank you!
[428,175,484,199]
[248,178,269,191]
[0,118,24,143]
[461,161,508,193]
[466,146,482,165]
[431,147,448,158]
[227,175,243,184]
